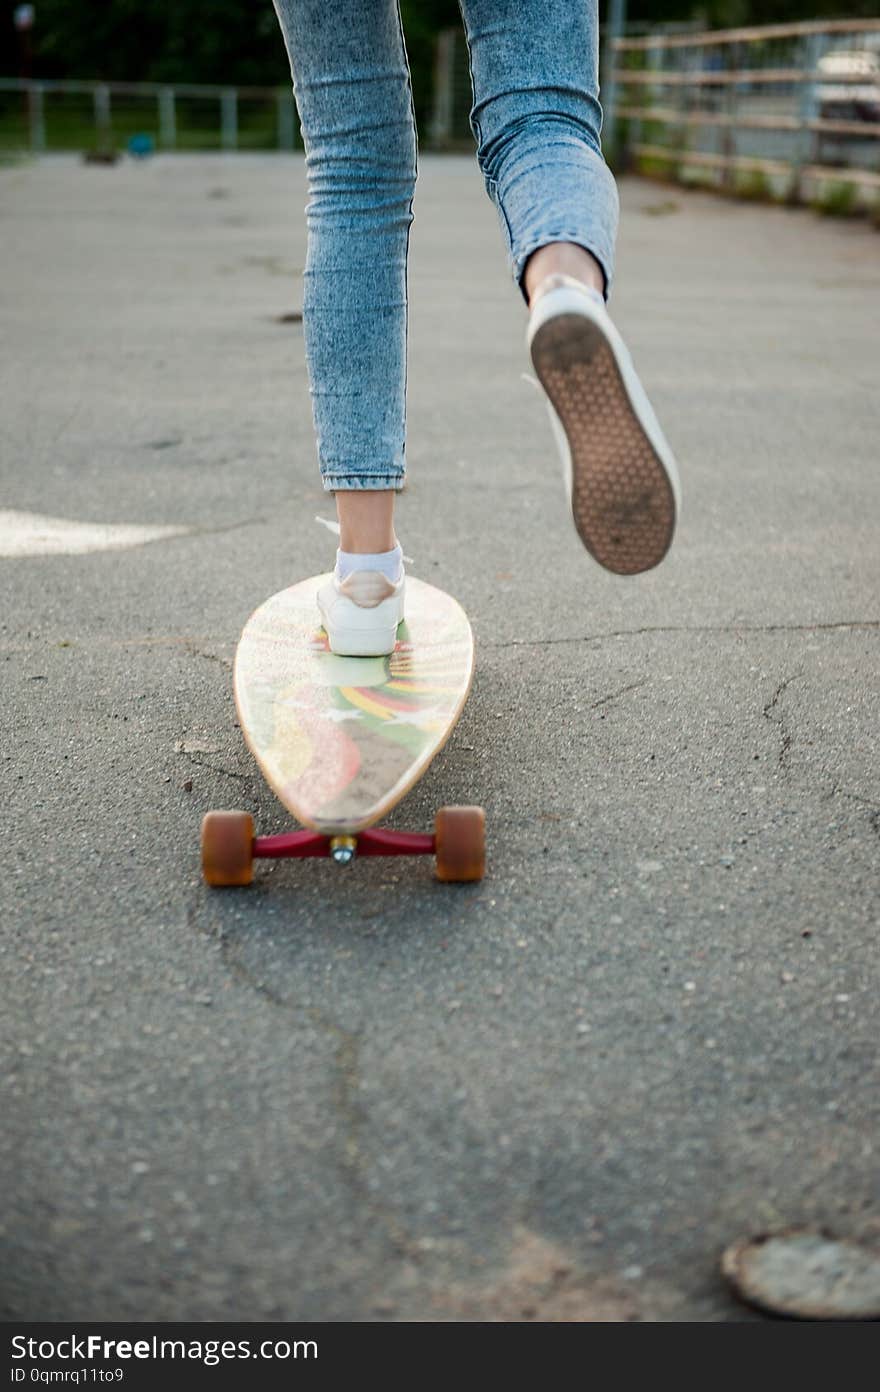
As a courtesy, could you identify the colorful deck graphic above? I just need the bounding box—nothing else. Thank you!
[234,575,474,833]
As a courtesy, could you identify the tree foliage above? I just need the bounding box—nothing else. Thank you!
[2,1,877,94]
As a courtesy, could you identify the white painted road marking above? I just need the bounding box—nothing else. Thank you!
[0,510,191,558]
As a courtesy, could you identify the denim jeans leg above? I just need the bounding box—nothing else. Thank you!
[458,0,619,304]
[271,0,417,491]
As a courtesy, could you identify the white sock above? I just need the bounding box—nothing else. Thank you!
[336,542,403,583]
[560,281,604,308]
[533,274,606,310]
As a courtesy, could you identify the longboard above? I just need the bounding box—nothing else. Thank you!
[201,575,485,886]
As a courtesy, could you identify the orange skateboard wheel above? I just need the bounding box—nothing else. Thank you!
[201,810,254,887]
[434,806,486,883]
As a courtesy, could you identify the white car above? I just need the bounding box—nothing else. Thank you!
[817,48,880,122]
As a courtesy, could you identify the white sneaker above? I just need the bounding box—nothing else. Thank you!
[527,272,681,575]
[317,568,405,657]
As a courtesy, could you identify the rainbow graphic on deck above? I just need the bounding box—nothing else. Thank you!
[233,575,474,833]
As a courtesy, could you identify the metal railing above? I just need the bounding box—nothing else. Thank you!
[0,78,299,153]
[610,19,880,206]
[4,17,880,211]
[429,19,703,148]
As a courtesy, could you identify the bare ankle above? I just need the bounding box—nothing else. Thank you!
[335,489,397,554]
[523,241,606,305]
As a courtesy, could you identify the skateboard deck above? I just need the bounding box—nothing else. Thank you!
[233,574,474,835]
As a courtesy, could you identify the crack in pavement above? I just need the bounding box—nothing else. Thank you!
[186,757,251,783]
[184,892,420,1264]
[0,635,238,655]
[166,516,268,542]
[184,644,234,670]
[483,620,880,652]
[590,680,649,710]
[829,785,880,812]
[830,785,880,838]
[2,619,876,658]
[762,674,803,773]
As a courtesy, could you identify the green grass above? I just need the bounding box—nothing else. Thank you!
[811,180,861,218]
[634,153,675,181]
[0,95,298,153]
[733,169,774,202]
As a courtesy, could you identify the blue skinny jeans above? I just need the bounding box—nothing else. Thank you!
[271,0,620,491]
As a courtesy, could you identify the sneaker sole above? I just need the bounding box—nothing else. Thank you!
[321,623,402,658]
[530,311,678,575]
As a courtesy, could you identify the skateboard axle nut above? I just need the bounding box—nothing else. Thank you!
[330,834,357,866]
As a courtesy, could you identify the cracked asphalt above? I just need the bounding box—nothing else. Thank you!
[2,153,878,1322]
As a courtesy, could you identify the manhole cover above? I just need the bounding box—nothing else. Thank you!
[722,1230,880,1320]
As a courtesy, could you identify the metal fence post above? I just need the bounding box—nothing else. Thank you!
[221,89,238,151]
[676,44,689,182]
[601,0,628,161]
[429,28,454,147]
[28,81,45,152]
[721,44,741,193]
[158,87,176,149]
[276,90,295,150]
[93,83,112,148]
[791,30,824,205]
[638,36,665,168]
